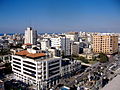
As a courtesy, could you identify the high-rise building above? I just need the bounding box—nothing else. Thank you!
[92,33,118,54]
[50,36,71,56]
[25,27,37,45]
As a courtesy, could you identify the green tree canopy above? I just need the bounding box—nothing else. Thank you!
[77,56,89,63]
[99,53,109,63]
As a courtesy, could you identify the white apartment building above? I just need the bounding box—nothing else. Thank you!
[11,48,62,89]
[25,27,37,45]
[40,39,50,50]
[118,34,120,44]
[48,49,61,57]
[50,36,71,56]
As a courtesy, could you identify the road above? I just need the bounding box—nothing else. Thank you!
[54,54,118,89]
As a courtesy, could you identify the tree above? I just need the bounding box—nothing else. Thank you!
[77,56,89,63]
[5,56,9,60]
[4,63,12,74]
[92,57,96,61]
[99,53,109,63]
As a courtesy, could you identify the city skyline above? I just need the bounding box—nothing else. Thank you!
[0,0,120,33]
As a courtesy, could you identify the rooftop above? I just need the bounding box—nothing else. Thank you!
[15,50,29,56]
[23,43,32,46]
[26,53,46,58]
[61,59,71,66]
[15,50,46,58]
[66,32,78,35]
[93,33,118,36]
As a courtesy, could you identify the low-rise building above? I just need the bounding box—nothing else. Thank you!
[83,48,92,54]
[40,39,50,50]
[71,42,80,56]
[61,58,81,77]
[0,39,10,51]
[79,53,93,60]
[0,55,11,63]
[22,43,32,49]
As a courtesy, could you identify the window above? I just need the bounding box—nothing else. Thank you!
[13,64,21,69]
[49,71,59,77]
[23,64,36,70]
[49,60,59,64]
[23,61,36,65]
[49,64,59,68]
[13,57,21,61]
[23,72,36,78]
[13,67,21,72]
[23,68,36,74]
[13,61,21,65]
[49,67,59,72]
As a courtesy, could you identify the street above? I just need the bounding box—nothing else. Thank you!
[54,54,120,90]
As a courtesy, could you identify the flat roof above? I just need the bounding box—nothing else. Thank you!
[15,50,29,56]
[26,53,46,58]
[23,43,32,46]
[15,50,46,58]
[102,75,120,90]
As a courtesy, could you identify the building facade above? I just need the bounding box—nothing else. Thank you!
[61,59,81,77]
[65,32,79,42]
[92,33,118,54]
[71,42,79,55]
[25,27,37,45]
[50,37,71,56]
[40,39,50,50]
[11,49,61,89]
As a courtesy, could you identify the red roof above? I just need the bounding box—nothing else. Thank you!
[15,50,46,58]
[15,50,29,56]
[26,53,46,58]
[23,43,32,46]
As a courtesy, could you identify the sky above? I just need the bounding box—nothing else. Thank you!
[0,0,120,33]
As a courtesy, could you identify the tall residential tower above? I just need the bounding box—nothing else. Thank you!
[25,27,37,45]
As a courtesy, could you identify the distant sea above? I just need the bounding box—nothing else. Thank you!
[0,33,15,36]
[0,33,59,36]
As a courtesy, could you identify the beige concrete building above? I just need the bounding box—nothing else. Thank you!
[79,53,93,60]
[65,32,79,42]
[92,33,118,54]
